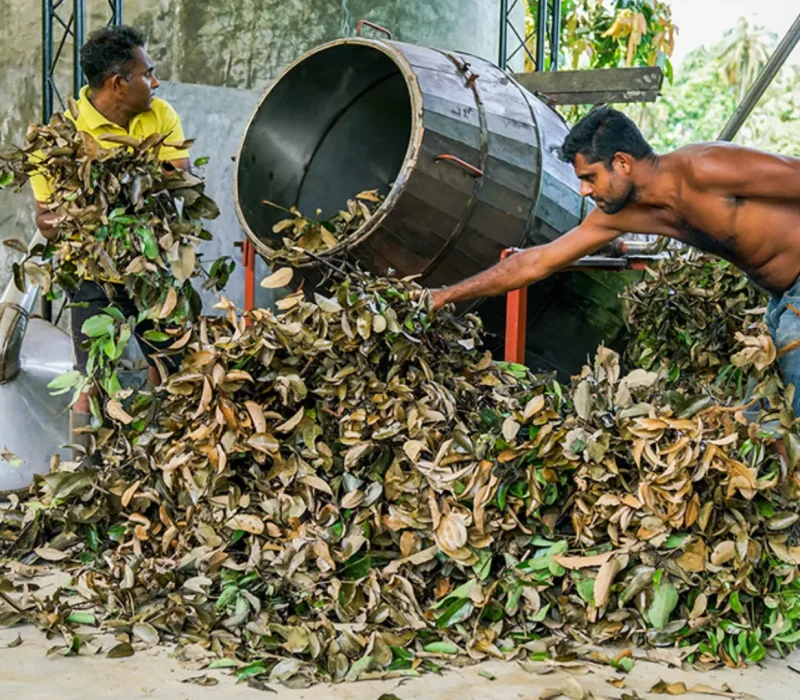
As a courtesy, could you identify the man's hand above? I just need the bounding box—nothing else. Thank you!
[430,288,449,311]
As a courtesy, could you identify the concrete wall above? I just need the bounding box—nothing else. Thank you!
[0,0,512,304]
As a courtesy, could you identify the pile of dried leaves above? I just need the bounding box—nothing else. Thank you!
[622,255,770,398]
[0,107,233,411]
[260,190,383,266]
[2,255,800,688]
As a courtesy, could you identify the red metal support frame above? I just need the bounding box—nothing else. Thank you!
[242,239,256,312]
[498,246,654,365]
[500,247,527,364]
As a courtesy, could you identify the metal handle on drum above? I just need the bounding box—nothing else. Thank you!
[435,154,485,178]
[356,20,392,39]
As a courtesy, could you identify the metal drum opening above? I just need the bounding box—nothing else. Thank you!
[235,43,414,253]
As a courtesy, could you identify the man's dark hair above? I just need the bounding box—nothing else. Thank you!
[80,25,146,89]
[560,106,654,168]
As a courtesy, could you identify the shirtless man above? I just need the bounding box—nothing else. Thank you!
[430,107,800,412]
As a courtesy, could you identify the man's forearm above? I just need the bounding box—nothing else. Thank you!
[434,247,546,307]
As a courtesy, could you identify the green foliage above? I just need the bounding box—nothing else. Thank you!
[525,0,676,74]
[629,19,800,155]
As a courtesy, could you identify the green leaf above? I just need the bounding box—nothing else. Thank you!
[101,372,124,396]
[107,524,126,541]
[575,576,595,603]
[472,550,493,581]
[496,481,509,511]
[343,654,372,681]
[664,534,689,549]
[775,629,800,644]
[193,156,210,167]
[339,552,371,580]
[137,226,159,260]
[235,661,266,682]
[612,656,634,673]
[530,536,556,547]
[531,603,550,622]
[142,330,171,342]
[648,581,679,630]
[730,591,744,614]
[85,526,99,552]
[216,586,240,610]
[391,646,415,661]
[101,306,126,322]
[67,612,97,626]
[0,170,14,187]
[208,658,240,669]
[82,314,115,338]
[422,641,459,654]
[431,579,475,609]
[47,370,82,391]
[435,598,474,629]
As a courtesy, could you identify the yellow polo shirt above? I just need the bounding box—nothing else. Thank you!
[30,85,190,202]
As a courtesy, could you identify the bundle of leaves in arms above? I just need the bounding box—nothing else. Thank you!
[622,256,770,399]
[0,107,235,401]
[260,189,383,266]
[2,258,800,684]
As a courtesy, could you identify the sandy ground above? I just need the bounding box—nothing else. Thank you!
[2,624,800,699]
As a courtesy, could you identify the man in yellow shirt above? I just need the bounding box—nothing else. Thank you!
[30,25,192,445]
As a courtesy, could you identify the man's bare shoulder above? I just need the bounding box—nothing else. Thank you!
[672,142,793,190]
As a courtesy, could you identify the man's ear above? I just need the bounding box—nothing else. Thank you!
[613,152,634,174]
[108,74,127,94]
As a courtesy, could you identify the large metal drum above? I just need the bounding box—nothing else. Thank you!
[234,37,585,293]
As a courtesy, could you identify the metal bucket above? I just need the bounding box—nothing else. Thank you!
[0,234,72,496]
[234,37,586,292]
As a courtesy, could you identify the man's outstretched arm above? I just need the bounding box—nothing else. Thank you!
[430,215,622,309]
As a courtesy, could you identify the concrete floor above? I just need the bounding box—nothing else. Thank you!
[2,625,799,699]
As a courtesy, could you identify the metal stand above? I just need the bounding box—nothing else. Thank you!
[242,240,256,312]
[499,0,562,71]
[40,0,123,321]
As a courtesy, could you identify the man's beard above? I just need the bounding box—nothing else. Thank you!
[595,182,636,215]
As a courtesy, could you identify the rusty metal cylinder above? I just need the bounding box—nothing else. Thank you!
[234,37,586,292]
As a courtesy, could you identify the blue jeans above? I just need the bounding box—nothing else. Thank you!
[766,276,800,416]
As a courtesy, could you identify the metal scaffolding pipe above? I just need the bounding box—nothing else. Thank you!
[549,0,561,71]
[498,0,509,69]
[718,12,800,142]
[73,0,85,97]
[535,0,547,70]
[109,0,123,25]
[42,0,54,123]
